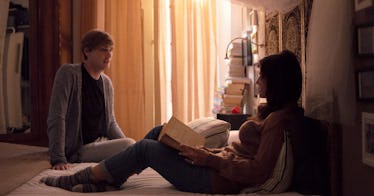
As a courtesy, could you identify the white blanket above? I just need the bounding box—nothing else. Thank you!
[9,163,302,196]
[2,132,304,196]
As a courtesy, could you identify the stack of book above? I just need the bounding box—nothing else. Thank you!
[216,37,254,115]
[220,82,245,113]
[219,40,250,114]
[227,42,245,77]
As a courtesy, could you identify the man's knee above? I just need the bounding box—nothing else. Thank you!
[122,137,136,146]
[134,139,155,153]
[144,125,163,140]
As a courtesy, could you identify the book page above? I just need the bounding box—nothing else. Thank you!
[158,116,205,151]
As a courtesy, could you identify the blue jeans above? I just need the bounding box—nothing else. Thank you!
[99,125,213,193]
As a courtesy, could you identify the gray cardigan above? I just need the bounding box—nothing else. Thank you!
[47,64,125,165]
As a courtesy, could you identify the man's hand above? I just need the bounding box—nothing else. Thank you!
[52,162,70,170]
[179,144,210,166]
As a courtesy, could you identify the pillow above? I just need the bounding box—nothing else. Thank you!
[241,130,294,194]
[289,117,329,194]
[187,117,231,148]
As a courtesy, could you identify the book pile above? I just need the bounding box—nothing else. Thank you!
[219,40,250,114]
[227,42,245,77]
[220,82,245,113]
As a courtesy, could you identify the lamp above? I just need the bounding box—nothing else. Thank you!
[224,34,265,61]
[224,37,247,60]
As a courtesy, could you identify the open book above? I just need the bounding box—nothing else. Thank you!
[158,116,205,151]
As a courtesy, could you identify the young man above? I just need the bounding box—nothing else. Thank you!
[47,30,135,170]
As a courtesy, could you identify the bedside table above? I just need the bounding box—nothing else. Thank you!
[216,113,251,130]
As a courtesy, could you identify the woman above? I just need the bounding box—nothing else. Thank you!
[41,50,305,194]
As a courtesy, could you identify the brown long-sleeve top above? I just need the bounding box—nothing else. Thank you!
[206,106,304,194]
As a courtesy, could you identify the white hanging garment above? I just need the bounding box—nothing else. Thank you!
[3,31,24,129]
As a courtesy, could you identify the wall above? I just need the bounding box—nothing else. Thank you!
[216,0,231,88]
[305,0,374,195]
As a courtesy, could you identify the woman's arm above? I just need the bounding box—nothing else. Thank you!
[181,113,286,185]
[179,145,211,165]
[207,114,285,185]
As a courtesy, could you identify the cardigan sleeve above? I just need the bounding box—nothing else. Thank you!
[47,65,73,165]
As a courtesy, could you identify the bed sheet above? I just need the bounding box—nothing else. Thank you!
[8,163,302,196]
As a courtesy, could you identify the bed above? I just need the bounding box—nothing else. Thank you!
[0,121,340,196]
[0,142,300,196]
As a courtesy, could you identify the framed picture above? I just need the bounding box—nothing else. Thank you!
[253,63,260,97]
[356,69,374,101]
[355,0,373,12]
[281,4,306,106]
[362,112,374,167]
[265,13,280,56]
[356,24,374,56]
[282,5,302,63]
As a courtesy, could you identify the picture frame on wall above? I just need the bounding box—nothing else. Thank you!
[265,13,280,56]
[355,0,373,12]
[356,24,374,56]
[253,62,260,97]
[362,112,374,168]
[356,69,374,101]
[281,4,306,107]
[282,5,302,63]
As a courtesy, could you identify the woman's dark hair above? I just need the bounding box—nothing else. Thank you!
[257,50,302,119]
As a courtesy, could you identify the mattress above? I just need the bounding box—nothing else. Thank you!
[1,141,302,196]
[8,163,302,196]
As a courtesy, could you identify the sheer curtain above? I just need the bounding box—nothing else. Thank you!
[104,0,146,140]
[167,0,218,123]
[79,0,218,139]
[80,0,147,140]
[155,0,171,124]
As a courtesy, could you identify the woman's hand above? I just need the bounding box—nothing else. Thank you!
[179,144,210,166]
[52,162,70,170]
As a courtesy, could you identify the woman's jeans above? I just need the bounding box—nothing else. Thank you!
[99,125,213,193]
